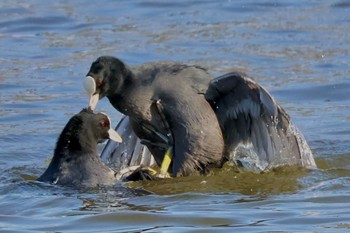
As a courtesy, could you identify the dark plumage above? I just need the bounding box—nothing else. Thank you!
[38,108,124,187]
[83,56,316,176]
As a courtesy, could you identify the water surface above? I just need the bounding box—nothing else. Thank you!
[1,0,350,232]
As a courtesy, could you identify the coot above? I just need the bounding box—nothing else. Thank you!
[83,56,316,176]
[38,108,128,187]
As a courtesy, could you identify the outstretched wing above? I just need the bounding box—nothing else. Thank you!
[100,116,156,173]
[205,72,316,171]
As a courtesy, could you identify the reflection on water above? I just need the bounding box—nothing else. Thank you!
[0,0,350,232]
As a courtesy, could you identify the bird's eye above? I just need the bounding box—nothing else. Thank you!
[100,120,109,127]
[97,80,103,88]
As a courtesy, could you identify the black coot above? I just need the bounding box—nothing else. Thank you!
[38,108,125,187]
[83,56,316,176]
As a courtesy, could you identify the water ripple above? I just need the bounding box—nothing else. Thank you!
[0,0,349,232]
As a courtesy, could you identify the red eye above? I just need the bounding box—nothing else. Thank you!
[100,121,109,127]
[97,80,103,88]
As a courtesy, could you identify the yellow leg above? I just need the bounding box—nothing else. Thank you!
[145,167,158,176]
[159,147,173,178]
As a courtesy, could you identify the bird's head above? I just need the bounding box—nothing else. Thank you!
[83,56,128,110]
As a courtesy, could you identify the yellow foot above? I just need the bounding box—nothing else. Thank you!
[139,146,173,179]
[123,147,173,181]
[145,166,171,179]
[159,147,173,178]
[145,167,158,176]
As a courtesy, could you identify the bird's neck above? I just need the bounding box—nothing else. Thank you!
[110,64,137,94]
[40,133,90,183]
[108,67,142,115]
[53,131,97,161]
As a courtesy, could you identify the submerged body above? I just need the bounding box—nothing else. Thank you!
[38,109,126,187]
[84,56,316,177]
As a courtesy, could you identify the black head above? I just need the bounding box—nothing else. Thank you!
[54,109,122,155]
[83,56,128,110]
[78,108,122,144]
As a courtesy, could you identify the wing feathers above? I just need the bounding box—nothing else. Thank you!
[206,71,315,171]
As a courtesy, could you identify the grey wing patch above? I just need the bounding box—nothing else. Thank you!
[207,72,277,120]
[206,72,315,171]
[226,98,260,119]
[206,72,269,122]
[100,116,155,173]
[287,123,316,169]
[258,84,278,118]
